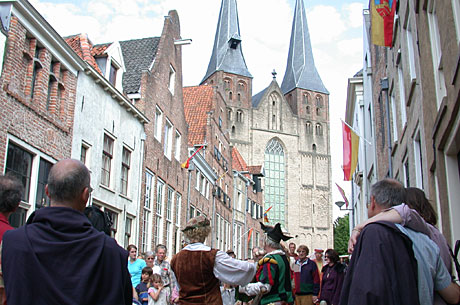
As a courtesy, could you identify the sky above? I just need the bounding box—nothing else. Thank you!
[29,0,368,220]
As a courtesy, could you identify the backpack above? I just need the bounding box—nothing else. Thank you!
[84,206,113,236]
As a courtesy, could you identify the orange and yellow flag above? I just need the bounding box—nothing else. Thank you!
[342,121,359,181]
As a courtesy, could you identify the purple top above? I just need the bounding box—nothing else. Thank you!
[392,203,452,272]
[319,263,345,305]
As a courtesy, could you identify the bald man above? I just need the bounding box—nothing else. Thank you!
[2,159,133,305]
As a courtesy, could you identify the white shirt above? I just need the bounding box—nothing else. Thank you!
[182,243,257,286]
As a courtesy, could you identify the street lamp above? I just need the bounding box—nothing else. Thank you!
[335,201,352,211]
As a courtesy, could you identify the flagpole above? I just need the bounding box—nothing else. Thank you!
[341,119,372,146]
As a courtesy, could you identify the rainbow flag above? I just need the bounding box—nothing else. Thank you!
[371,0,397,47]
[342,121,359,181]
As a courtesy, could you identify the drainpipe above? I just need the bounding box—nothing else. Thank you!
[381,77,393,178]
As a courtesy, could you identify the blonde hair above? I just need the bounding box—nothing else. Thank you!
[151,273,162,284]
[183,225,211,243]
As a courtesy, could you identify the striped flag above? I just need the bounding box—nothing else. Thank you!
[181,144,205,169]
[371,0,397,47]
[336,183,350,208]
[263,206,272,223]
[342,121,359,181]
[247,228,253,245]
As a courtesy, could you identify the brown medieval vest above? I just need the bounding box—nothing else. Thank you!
[171,248,222,305]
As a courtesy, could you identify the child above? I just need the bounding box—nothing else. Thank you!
[135,267,153,305]
[148,274,169,305]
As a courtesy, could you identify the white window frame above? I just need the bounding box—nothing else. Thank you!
[169,65,176,95]
[452,0,460,45]
[175,130,181,161]
[405,13,417,81]
[390,92,398,142]
[120,146,131,196]
[154,106,163,141]
[428,0,447,109]
[397,64,407,127]
[164,119,173,159]
[142,171,154,252]
[413,130,424,189]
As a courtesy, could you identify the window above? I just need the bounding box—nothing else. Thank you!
[142,171,153,252]
[8,207,27,228]
[428,0,447,109]
[453,0,460,44]
[236,110,243,122]
[156,178,164,216]
[166,187,173,221]
[105,208,118,238]
[80,143,90,165]
[403,154,410,187]
[101,134,114,187]
[164,119,173,159]
[124,217,132,248]
[316,108,321,116]
[109,62,118,86]
[175,131,181,161]
[306,122,312,135]
[315,123,323,136]
[390,93,398,142]
[306,106,310,114]
[196,171,201,191]
[35,158,52,210]
[154,106,163,141]
[175,193,181,226]
[316,95,323,108]
[414,131,424,189]
[121,147,131,196]
[224,79,231,89]
[169,65,176,94]
[189,205,195,220]
[154,215,162,246]
[229,92,233,100]
[5,143,33,201]
[264,139,286,226]
[304,93,310,104]
[397,64,407,127]
[227,109,232,120]
[405,17,417,81]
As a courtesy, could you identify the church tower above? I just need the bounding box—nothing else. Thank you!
[201,0,333,250]
[201,0,253,159]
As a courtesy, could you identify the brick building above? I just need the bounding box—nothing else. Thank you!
[0,0,84,226]
[118,11,189,255]
[348,1,460,259]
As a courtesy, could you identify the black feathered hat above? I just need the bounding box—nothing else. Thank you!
[260,222,292,243]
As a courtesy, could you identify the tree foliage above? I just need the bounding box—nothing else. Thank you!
[333,214,350,255]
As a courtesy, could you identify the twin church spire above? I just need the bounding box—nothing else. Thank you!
[202,0,328,95]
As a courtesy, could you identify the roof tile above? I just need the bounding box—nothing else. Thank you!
[183,85,214,146]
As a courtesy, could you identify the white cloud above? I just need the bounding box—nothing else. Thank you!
[307,5,346,44]
[343,2,366,28]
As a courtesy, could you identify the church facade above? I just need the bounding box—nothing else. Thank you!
[200,0,333,249]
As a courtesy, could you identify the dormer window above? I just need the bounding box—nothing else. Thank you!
[228,34,241,49]
[109,62,117,85]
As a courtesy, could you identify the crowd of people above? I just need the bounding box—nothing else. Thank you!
[0,159,459,305]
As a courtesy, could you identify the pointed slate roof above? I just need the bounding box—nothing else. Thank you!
[201,0,252,83]
[280,0,328,95]
[120,37,160,94]
[183,85,214,146]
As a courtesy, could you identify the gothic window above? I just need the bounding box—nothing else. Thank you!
[231,126,235,134]
[224,79,231,89]
[229,91,233,100]
[264,139,286,227]
[236,110,243,122]
[238,93,241,101]
[306,106,310,114]
[316,108,320,116]
[304,93,310,104]
[227,109,232,120]
[316,95,323,108]
[316,123,323,136]
[306,121,312,134]
[312,144,317,151]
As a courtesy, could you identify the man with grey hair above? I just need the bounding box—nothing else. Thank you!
[2,159,133,305]
[340,179,460,305]
[154,244,179,302]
